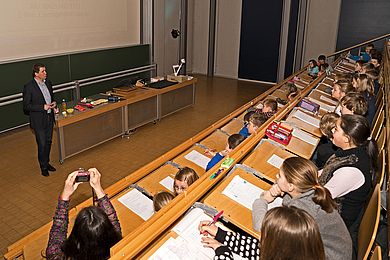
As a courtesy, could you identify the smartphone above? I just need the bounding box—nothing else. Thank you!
[75,169,90,182]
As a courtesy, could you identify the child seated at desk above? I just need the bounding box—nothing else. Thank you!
[153,191,174,212]
[318,54,326,65]
[205,134,245,171]
[332,80,354,114]
[173,167,199,195]
[318,63,329,77]
[199,206,326,260]
[238,113,268,138]
[355,60,365,74]
[314,112,340,168]
[340,92,368,116]
[352,74,375,125]
[252,157,352,260]
[307,59,319,78]
[252,98,278,118]
[348,43,373,62]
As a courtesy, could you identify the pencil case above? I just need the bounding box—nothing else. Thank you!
[265,121,293,145]
[298,98,320,114]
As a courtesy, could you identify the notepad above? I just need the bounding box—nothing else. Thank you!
[118,189,154,221]
[292,128,318,146]
[267,154,284,169]
[293,110,320,128]
[159,176,175,192]
[184,150,211,169]
[222,175,283,210]
[320,95,338,105]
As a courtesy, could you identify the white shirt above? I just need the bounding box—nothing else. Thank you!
[324,166,365,198]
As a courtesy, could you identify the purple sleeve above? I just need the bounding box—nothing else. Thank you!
[97,195,122,237]
[46,199,69,259]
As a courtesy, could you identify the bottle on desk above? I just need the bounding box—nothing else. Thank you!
[61,99,67,112]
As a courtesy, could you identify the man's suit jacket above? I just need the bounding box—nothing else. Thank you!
[23,79,55,130]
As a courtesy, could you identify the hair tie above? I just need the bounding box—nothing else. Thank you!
[313,184,322,190]
[367,136,372,141]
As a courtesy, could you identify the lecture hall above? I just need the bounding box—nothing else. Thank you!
[0,1,389,259]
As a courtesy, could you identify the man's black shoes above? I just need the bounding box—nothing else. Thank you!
[47,164,56,172]
[41,169,49,177]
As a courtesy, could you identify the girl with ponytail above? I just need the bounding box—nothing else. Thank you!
[252,157,352,260]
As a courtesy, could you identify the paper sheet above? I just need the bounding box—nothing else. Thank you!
[320,95,338,105]
[118,189,154,221]
[159,176,175,192]
[293,110,320,128]
[184,150,211,169]
[172,208,215,259]
[267,154,284,169]
[292,128,319,146]
[149,236,210,260]
[222,175,283,210]
[311,98,336,112]
[255,102,263,109]
[222,175,261,210]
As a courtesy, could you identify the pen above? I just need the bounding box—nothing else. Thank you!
[210,169,223,180]
[208,210,224,226]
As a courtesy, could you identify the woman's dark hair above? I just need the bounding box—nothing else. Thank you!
[260,206,325,260]
[309,59,318,67]
[281,157,337,213]
[62,206,122,259]
[339,114,379,172]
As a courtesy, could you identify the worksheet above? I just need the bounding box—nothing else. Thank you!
[118,189,154,221]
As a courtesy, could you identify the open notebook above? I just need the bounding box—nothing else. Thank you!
[149,208,246,260]
[149,208,214,259]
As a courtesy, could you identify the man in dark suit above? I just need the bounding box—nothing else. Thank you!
[23,64,58,176]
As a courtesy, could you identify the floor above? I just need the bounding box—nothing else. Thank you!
[0,75,269,257]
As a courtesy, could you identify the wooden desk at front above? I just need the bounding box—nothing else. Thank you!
[56,78,197,163]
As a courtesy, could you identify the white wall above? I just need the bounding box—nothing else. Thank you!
[302,0,341,65]
[187,0,209,75]
[0,0,140,62]
[214,0,242,78]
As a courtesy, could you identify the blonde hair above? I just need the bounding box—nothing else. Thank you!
[260,206,325,260]
[281,157,337,213]
[353,74,374,96]
[319,112,340,139]
[174,167,199,195]
[153,191,174,212]
[334,80,354,95]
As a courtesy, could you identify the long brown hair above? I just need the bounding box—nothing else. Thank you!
[260,206,325,260]
[281,157,337,213]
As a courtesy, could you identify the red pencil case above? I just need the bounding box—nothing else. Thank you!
[78,102,94,108]
[265,121,293,145]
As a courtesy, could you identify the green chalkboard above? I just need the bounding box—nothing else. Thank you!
[0,55,70,97]
[70,44,150,80]
[0,44,151,132]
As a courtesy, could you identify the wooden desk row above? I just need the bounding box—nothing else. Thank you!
[5,59,337,259]
[140,58,360,257]
[56,78,197,163]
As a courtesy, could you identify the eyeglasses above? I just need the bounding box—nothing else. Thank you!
[174,185,187,192]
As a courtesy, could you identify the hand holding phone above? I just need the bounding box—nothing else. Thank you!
[75,168,90,182]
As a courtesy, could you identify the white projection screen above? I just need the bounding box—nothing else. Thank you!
[0,0,140,62]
